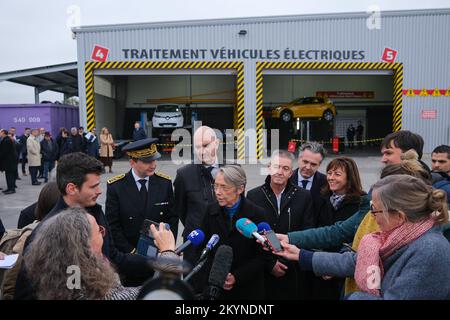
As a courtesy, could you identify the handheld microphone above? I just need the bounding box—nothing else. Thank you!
[235,218,267,243]
[203,245,233,300]
[197,234,220,263]
[257,222,271,234]
[174,229,205,255]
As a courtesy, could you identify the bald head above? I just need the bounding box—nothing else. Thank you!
[193,126,219,165]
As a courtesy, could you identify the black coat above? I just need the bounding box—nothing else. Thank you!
[0,136,18,172]
[17,202,37,229]
[132,128,147,141]
[174,164,217,239]
[14,197,155,300]
[0,218,4,239]
[315,192,363,228]
[200,196,268,300]
[290,169,327,225]
[57,137,72,158]
[69,134,85,153]
[106,170,178,253]
[247,176,315,299]
[40,139,59,161]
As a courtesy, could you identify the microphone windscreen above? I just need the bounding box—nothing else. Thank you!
[257,222,271,233]
[207,234,220,248]
[208,245,233,287]
[187,229,205,246]
[236,218,257,238]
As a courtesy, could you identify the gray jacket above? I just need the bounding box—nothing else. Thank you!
[300,226,450,300]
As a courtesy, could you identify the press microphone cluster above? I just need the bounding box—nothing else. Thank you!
[184,234,220,282]
[174,229,205,255]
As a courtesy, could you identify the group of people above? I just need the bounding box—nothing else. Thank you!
[346,120,364,149]
[1,125,449,300]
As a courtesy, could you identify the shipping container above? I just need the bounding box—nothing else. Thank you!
[0,103,79,137]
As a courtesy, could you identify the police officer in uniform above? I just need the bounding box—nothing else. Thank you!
[106,138,178,254]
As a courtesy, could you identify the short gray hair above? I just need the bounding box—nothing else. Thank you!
[270,149,294,165]
[218,165,246,189]
[299,141,326,161]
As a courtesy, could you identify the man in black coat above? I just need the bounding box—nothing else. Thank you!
[14,152,155,300]
[40,132,59,183]
[132,122,147,141]
[69,127,85,153]
[18,128,31,176]
[106,138,178,254]
[0,129,18,194]
[173,126,220,267]
[290,142,327,225]
[247,150,315,299]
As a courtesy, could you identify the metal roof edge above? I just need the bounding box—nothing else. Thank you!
[72,8,450,33]
[0,62,78,81]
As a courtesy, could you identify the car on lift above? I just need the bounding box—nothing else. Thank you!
[152,104,184,128]
[271,96,337,123]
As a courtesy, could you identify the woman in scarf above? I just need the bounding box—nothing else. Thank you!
[276,174,450,299]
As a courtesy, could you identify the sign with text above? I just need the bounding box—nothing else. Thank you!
[91,45,109,62]
[381,47,398,63]
[421,110,437,119]
[316,91,374,99]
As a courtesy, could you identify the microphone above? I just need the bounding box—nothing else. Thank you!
[203,245,233,300]
[235,218,267,243]
[257,222,271,234]
[174,229,205,255]
[197,234,220,263]
[184,234,220,282]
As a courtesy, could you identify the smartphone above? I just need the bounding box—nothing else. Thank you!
[264,230,283,252]
[141,219,170,237]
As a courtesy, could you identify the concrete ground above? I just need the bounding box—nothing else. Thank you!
[0,149,432,244]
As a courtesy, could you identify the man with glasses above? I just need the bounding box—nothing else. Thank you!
[173,126,220,291]
[247,150,315,299]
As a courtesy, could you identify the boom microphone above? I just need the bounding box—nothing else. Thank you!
[203,245,233,300]
[174,229,205,255]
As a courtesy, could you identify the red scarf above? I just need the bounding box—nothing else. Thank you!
[354,218,435,296]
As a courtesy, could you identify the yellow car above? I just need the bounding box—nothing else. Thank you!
[271,96,337,123]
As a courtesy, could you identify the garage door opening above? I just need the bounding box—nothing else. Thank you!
[92,71,238,158]
[263,72,394,154]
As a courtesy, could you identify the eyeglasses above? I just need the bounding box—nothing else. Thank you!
[370,203,384,215]
[213,184,234,192]
[99,225,106,237]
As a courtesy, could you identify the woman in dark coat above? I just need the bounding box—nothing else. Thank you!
[310,156,366,300]
[200,165,268,300]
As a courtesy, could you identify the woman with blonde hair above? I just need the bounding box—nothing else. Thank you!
[276,175,450,299]
[99,127,114,173]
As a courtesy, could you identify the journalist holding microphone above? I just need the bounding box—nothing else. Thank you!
[200,165,268,300]
[273,175,450,300]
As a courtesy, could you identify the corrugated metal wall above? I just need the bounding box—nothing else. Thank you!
[75,10,450,154]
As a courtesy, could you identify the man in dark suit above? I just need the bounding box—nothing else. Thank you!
[0,129,18,194]
[106,138,178,254]
[132,121,147,141]
[290,141,327,224]
[247,150,315,300]
[173,126,220,269]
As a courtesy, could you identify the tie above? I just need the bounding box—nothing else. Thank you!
[138,179,148,204]
[301,180,309,189]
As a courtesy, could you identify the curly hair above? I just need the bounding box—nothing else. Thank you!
[24,208,119,300]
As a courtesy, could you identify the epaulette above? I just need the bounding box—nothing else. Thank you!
[107,174,126,184]
[155,172,171,181]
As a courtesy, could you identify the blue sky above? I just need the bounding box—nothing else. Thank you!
[0,0,448,103]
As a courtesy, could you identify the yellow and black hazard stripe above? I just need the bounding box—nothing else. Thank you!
[255,61,403,159]
[84,61,245,159]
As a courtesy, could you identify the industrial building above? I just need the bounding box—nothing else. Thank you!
[1,9,449,158]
